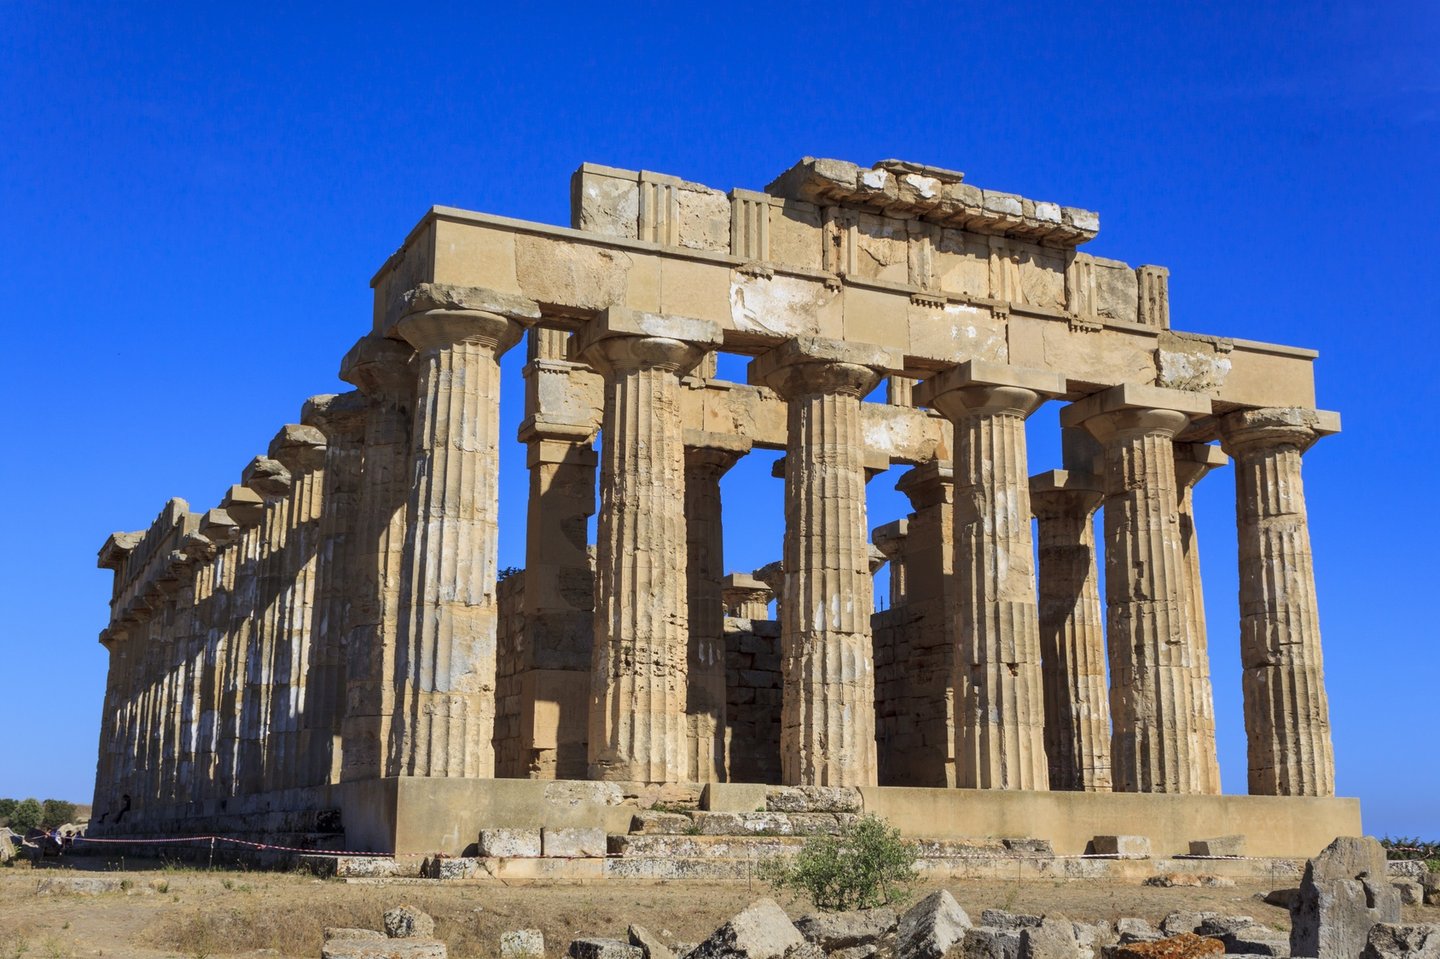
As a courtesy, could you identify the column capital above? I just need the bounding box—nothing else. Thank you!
[1218,407,1341,457]
[339,335,414,399]
[1028,469,1103,518]
[218,484,266,527]
[241,456,292,500]
[915,360,1064,420]
[871,517,909,562]
[97,531,143,572]
[267,424,327,476]
[573,306,722,376]
[394,307,525,356]
[1173,442,1229,491]
[896,459,954,511]
[683,439,749,478]
[199,507,241,546]
[181,532,217,564]
[302,391,370,442]
[1061,383,1211,444]
[749,336,901,400]
[394,283,540,332]
[721,573,774,617]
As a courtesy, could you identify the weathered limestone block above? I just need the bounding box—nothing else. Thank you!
[1362,924,1440,959]
[688,898,804,959]
[1021,919,1082,959]
[504,930,547,959]
[982,912,1044,931]
[897,890,972,959]
[327,929,386,942]
[1188,836,1244,857]
[1291,837,1402,959]
[915,360,1063,790]
[628,926,674,959]
[323,940,447,959]
[541,826,606,858]
[1115,920,1163,944]
[795,908,898,950]
[964,928,1023,959]
[478,828,543,858]
[1393,880,1425,905]
[384,906,437,939]
[1219,407,1338,797]
[764,785,863,813]
[1091,836,1152,858]
[569,939,643,959]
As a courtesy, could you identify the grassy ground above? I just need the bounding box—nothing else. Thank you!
[1,858,1435,959]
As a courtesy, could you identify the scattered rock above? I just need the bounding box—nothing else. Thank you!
[1073,921,1117,959]
[1424,872,1440,906]
[1263,889,1300,910]
[504,930,546,959]
[1208,923,1288,957]
[1144,874,1234,889]
[1291,837,1402,959]
[782,943,826,959]
[322,939,447,959]
[795,908,897,950]
[1021,917,1081,959]
[963,927,1023,959]
[1387,862,1431,882]
[568,939,644,959]
[1159,914,1216,937]
[1188,836,1244,858]
[0,830,13,864]
[1116,919,1163,944]
[688,898,804,959]
[1092,836,1151,858]
[830,947,877,959]
[982,911,1044,930]
[384,906,436,940]
[1361,923,1440,959]
[35,877,122,895]
[1394,881,1425,906]
[1111,933,1224,959]
[1195,917,1255,938]
[629,925,674,959]
[897,890,972,959]
[326,929,386,942]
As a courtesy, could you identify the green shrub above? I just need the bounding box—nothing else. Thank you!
[0,798,16,825]
[8,799,42,834]
[40,800,76,828]
[760,815,917,911]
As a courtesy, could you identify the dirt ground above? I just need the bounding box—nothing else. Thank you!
[2,857,1435,959]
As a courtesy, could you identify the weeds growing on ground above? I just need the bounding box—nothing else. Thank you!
[759,815,917,911]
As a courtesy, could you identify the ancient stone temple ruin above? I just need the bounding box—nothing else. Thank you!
[89,157,1359,858]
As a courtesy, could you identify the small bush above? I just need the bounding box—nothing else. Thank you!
[8,799,42,834]
[1381,836,1440,862]
[40,800,76,828]
[760,815,917,911]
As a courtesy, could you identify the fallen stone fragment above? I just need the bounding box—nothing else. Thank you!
[321,939,447,959]
[1144,874,1234,888]
[1111,933,1224,959]
[1159,914,1216,937]
[1393,881,1425,906]
[897,889,972,959]
[688,898,803,959]
[1073,921,1117,959]
[1211,923,1289,957]
[35,877,122,895]
[326,928,386,942]
[1188,836,1244,857]
[983,910,1044,930]
[1263,889,1300,910]
[1291,836,1401,959]
[629,925,675,959]
[795,907,897,950]
[1195,917,1256,938]
[1092,836,1151,858]
[568,938,644,959]
[1361,923,1440,959]
[504,930,546,959]
[1116,919,1163,944]
[384,906,436,939]
[1020,917,1081,959]
[964,927,1023,959]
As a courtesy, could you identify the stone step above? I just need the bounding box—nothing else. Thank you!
[762,785,863,814]
[608,834,804,858]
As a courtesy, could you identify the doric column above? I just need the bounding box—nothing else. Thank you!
[298,392,369,786]
[578,309,720,783]
[264,423,328,791]
[237,455,292,795]
[338,335,414,782]
[176,534,218,800]
[1030,469,1111,792]
[722,574,774,619]
[1173,442,1228,795]
[195,508,239,797]
[872,519,909,608]
[750,337,900,787]
[390,285,534,779]
[213,484,263,798]
[684,437,749,783]
[916,360,1063,791]
[1062,383,1211,793]
[1219,407,1338,797]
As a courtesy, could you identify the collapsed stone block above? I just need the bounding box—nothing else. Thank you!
[384,906,436,940]
[627,925,674,959]
[322,938,447,959]
[1159,914,1216,937]
[1188,836,1244,857]
[1393,880,1425,906]
[688,898,804,959]
[503,930,546,959]
[897,889,972,959]
[1020,918,1081,959]
[1361,923,1440,959]
[963,928,1023,959]
[795,908,897,950]
[983,911,1044,930]
[568,939,644,959]
[1291,837,1402,959]
[1091,836,1151,858]
[1116,919,1162,944]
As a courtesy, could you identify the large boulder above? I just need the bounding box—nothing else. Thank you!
[1020,918,1081,959]
[1361,924,1440,959]
[795,908,898,950]
[1291,837,1402,959]
[963,928,1023,959]
[897,890,972,959]
[688,899,804,959]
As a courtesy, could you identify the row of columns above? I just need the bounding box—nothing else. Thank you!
[94,287,1336,815]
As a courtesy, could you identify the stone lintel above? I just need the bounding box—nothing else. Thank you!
[268,423,327,474]
[771,448,890,477]
[571,306,723,359]
[682,429,752,458]
[914,360,1065,408]
[1029,469,1104,495]
[747,336,904,390]
[1060,383,1213,429]
[97,531,144,571]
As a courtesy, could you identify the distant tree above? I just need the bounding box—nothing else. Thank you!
[0,798,15,825]
[41,799,77,828]
[498,566,523,582]
[9,798,42,833]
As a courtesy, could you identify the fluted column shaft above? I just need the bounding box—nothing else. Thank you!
[584,335,702,783]
[195,515,238,799]
[1084,406,1203,793]
[299,393,368,786]
[237,457,293,795]
[1220,409,1336,796]
[1031,475,1112,792]
[392,309,522,778]
[764,360,881,787]
[339,336,414,782]
[1174,444,1226,795]
[920,366,1058,791]
[684,446,743,783]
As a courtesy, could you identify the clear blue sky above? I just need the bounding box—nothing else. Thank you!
[2,2,1436,836]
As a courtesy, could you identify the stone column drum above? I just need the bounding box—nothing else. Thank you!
[1030,469,1112,792]
[577,308,721,783]
[391,285,534,778]
[1063,384,1211,793]
[1174,442,1228,795]
[1220,407,1337,796]
[751,337,900,787]
[916,360,1062,791]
